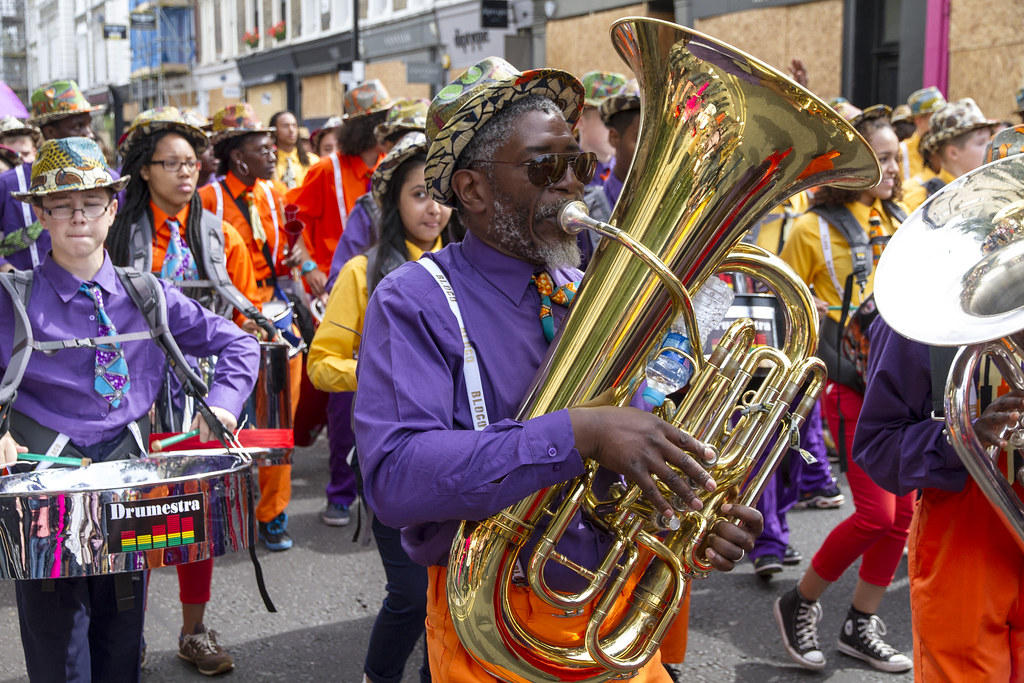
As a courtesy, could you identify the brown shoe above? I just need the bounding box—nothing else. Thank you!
[178,625,235,676]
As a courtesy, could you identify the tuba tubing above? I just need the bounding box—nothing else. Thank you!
[447,16,880,682]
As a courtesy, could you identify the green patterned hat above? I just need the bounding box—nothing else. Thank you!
[985,124,1024,164]
[598,79,640,125]
[343,79,394,120]
[921,98,998,155]
[372,131,428,207]
[374,98,429,145]
[581,71,628,108]
[907,86,946,117]
[28,79,103,126]
[119,106,209,156]
[12,137,129,201]
[425,56,584,207]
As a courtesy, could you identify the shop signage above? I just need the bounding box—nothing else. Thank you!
[103,24,127,40]
[361,14,438,59]
[481,0,509,29]
[130,12,156,30]
[407,62,444,84]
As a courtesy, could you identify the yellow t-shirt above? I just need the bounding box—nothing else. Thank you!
[780,198,901,322]
[752,191,812,255]
[901,130,937,184]
[902,168,956,214]
[306,238,441,392]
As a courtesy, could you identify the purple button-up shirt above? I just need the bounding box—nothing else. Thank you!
[852,317,968,496]
[603,170,624,209]
[588,156,615,189]
[0,252,260,447]
[327,197,375,291]
[354,230,616,579]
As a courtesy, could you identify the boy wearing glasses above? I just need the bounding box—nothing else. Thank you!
[352,57,763,682]
[0,137,258,681]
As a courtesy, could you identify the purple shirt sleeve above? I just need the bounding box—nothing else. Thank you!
[353,269,584,532]
[852,317,968,496]
[327,200,375,291]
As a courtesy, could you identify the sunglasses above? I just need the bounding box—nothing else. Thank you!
[468,152,597,188]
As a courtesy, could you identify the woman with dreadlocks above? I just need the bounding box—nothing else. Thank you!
[107,107,263,676]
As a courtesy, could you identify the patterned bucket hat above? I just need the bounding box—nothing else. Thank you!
[119,106,209,156]
[581,71,628,108]
[907,86,946,117]
[372,131,428,206]
[12,137,129,201]
[0,115,41,144]
[179,108,211,131]
[312,116,343,147]
[921,98,998,155]
[28,79,104,126]
[890,104,913,125]
[209,103,273,144]
[343,80,394,120]
[1015,86,1024,115]
[827,97,860,122]
[298,125,311,140]
[374,98,430,145]
[984,124,1024,164]
[425,56,585,207]
[598,79,640,125]
[850,104,892,128]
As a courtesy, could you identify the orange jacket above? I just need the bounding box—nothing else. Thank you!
[285,151,381,274]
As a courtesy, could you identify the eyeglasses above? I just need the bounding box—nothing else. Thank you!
[42,201,112,221]
[468,152,598,188]
[149,159,202,172]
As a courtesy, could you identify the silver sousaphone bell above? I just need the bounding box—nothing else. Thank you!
[874,153,1024,550]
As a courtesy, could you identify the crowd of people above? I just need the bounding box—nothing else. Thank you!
[0,44,1023,683]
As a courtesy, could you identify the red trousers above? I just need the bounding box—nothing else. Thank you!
[911,477,1024,681]
[814,381,915,586]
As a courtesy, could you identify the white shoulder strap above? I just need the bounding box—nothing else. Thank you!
[817,215,844,301]
[899,140,911,180]
[212,181,224,222]
[416,258,489,430]
[14,165,39,267]
[258,180,281,263]
[329,153,348,231]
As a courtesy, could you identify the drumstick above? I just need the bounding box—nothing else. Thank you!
[18,453,91,467]
[151,429,200,452]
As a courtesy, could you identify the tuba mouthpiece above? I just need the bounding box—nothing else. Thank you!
[557,200,591,235]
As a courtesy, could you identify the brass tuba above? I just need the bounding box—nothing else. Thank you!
[874,153,1024,552]
[446,17,882,682]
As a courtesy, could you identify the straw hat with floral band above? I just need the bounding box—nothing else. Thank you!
[0,116,42,145]
[598,79,640,126]
[374,98,429,146]
[27,79,104,127]
[920,98,999,156]
[118,106,210,157]
[984,124,1024,164]
[12,137,129,202]
[372,131,428,207]
[342,79,394,120]
[209,103,274,144]
[907,86,946,118]
[424,56,586,208]
[581,71,628,109]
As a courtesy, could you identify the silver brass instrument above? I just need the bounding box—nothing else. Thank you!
[874,153,1024,551]
[0,451,253,579]
[446,17,881,682]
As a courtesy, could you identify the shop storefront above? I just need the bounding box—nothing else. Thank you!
[361,11,441,100]
[435,0,534,74]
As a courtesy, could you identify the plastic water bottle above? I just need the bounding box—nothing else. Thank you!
[642,331,694,407]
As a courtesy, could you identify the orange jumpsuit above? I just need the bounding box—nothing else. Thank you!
[199,172,299,523]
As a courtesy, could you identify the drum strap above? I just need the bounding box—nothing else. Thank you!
[416,258,490,430]
[330,153,348,232]
[14,164,39,268]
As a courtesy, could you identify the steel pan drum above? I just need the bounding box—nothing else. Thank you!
[0,452,253,579]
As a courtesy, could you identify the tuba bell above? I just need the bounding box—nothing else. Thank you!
[446,17,882,682]
[874,153,1024,552]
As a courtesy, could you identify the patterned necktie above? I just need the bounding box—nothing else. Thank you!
[244,190,267,243]
[160,217,198,281]
[282,155,297,189]
[79,283,130,407]
[531,271,579,343]
[0,220,45,257]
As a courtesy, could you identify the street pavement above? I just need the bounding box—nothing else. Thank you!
[0,436,912,682]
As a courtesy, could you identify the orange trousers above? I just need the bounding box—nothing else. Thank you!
[254,345,301,523]
[426,564,690,682]
[910,477,1024,681]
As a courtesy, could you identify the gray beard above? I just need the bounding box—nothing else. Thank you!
[491,190,581,269]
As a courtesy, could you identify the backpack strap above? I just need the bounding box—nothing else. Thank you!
[0,270,35,435]
[810,204,872,297]
[924,177,947,198]
[355,192,381,244]
[128,212,155,274]
[212,181,225,222]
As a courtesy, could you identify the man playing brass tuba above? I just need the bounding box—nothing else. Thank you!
[352,57,763,682]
